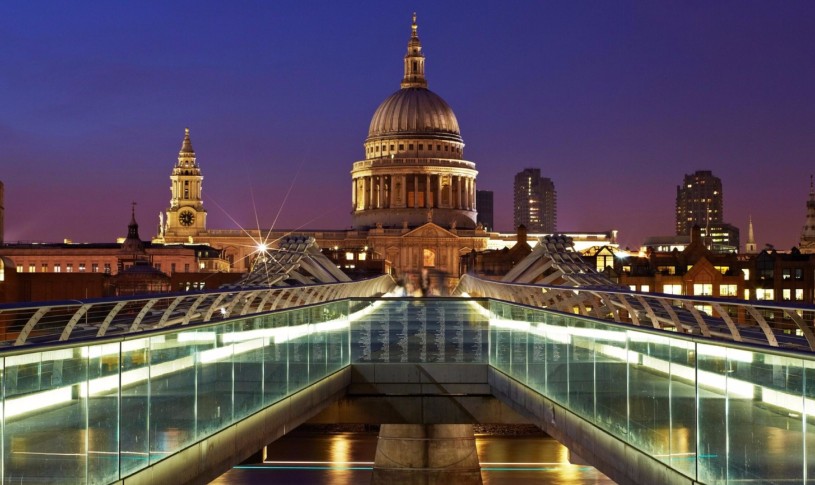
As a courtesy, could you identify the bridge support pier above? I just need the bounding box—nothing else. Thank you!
[371,424,482,485]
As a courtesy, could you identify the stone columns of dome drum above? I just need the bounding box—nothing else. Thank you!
[424,174,433,209]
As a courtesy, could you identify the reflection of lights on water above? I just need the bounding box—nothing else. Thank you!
[329,434,351,466]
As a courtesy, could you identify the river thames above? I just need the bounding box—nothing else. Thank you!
[213,426,615,484]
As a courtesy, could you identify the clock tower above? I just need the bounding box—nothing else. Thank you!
[164,128,207,238]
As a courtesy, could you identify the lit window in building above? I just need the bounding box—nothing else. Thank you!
[782,269,791,280]
[54,264,61,273]
[199,262,205,270]
[641,285,649,292]
[662,284,682,295]
[345,252,354,261]
[358,253,367,261]
[79,263,85,272]
[42,263,48,272]
[744,289,750,300]
[742,269,750,281]
[657,266,676,275]
[714,266,729,275]
[719,284,737,297]
[16,265,22,273]
[28,264,35,273]
[795,289,803,301]
[423,249,436,267]
[694,304,712,316]
[0,260,4,281]
[782,289,791,301]
[66,264,73,273]
[756,289,774,301]
[693,284,712,296]
[629,285,637,291]
[92,263,98,273]
[104,263,111,274]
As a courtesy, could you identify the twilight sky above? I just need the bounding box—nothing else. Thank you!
[1,1,813,250]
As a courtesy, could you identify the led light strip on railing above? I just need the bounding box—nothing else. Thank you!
[3,317,351,419]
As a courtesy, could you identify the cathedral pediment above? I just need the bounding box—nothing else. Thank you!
[402,223,458,239]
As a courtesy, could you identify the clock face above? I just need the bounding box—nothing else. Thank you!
[179,211,195,226]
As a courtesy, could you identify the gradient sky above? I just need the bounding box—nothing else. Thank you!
[1,1,813,250]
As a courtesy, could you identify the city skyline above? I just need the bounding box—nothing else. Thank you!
[1,2,813,250]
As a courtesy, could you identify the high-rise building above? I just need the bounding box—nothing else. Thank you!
[675,170,723,236]
[476,190,493,231]
[513,169,556,233]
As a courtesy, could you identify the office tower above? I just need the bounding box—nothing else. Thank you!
[476,190,493,231]
[675,170,723,236]
[513,169,556,233]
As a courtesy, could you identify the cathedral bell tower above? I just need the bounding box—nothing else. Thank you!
[164,128,206,238]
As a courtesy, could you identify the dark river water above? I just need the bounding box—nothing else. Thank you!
[212,428,616,484]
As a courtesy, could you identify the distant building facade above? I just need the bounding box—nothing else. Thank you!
[476,190,494,231]
[675,170,723,236]
[513,169,556,233]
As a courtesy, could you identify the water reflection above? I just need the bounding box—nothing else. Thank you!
[213,429,615,484]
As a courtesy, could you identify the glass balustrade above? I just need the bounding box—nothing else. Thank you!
[0,297,810,484]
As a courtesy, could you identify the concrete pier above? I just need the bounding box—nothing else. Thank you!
[371,424,482,485]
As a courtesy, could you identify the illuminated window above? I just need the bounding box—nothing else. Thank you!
[662,284,682,295]
[104,263,111,274]
[742,269,750,281]
[719,284,737,297]
[693,284,712,296]
[782,289,791,301]
[54,264,61,273]
[199,262,205,270]
[657,266,676,275]
[358,253,367,261]
[42,263,48,272]
[744,289,750,300]
[714,266,729,275]
[66,264,73,273]
[629,285,637,291]
[92,263,98,273]
[78,263,85,272]
[640,285,650,292]
[782,269,791,280]
[756,289,774,301]
[16,265,22,272]
[345,252,354,261]
[0,259,3,281]
[795,289,803,301]
[28,264,35,273]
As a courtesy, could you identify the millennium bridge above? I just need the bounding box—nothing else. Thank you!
[0,237,813,484]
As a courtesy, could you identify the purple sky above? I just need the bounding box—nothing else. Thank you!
[1,1,813,250]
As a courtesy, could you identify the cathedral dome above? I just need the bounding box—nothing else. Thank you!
[367,87,461,142]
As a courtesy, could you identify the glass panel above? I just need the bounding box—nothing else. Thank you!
[627,332,672,466]
[696,343,728,483]
[196,323,234,438]
[805,360,815,482]
[668,339,696,477]
[150,332,197,463]
[87,342,121,484]
[593,322,628,438]
[263,312,289,405]
[120,337,150,476]
[726,350,804,483]
[526,310,547,394]
[4,348,88,483]
[232,317,265,418]
[288,308,310,393]
[568,317,596,421]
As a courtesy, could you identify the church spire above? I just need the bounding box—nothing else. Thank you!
[745,214,757,253]
[401,12,427,89]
